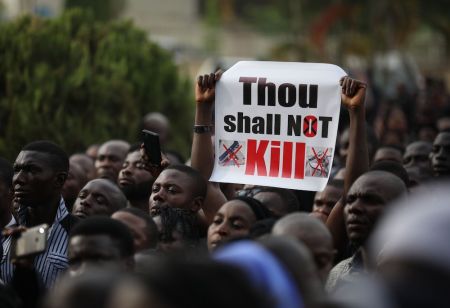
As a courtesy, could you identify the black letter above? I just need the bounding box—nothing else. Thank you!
[287,115,302,136]
[258,78,276,106]
[237,112,251,133]
[319,116,332,138]
[278,83,296,107]
[239,77,257,105]
[224,115,236,132]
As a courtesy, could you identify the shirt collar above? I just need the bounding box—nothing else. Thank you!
[18,197,69,226]
[5,216,17,228]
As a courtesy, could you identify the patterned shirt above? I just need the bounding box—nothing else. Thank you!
[326,249,365,293]
[0,198,71,288]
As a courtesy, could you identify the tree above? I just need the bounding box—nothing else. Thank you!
[65,0,127,21]
[0,9,193,160]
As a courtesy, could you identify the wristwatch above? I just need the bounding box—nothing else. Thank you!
[193,125,213,134]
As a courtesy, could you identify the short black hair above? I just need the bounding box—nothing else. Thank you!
[232,196,274,220]
[22,140,69,173]
[255,187,300,213]
[115,207,158,248]
[70,217,134,257]
[0,157,13,188]
[164,164,207,198]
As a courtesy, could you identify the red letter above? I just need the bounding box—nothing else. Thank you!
[245,139,268,176]
[269,141,280,177]
[294,143,305,179]
[282,142,293,178]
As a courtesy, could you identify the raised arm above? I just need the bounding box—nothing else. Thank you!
[340,76,369,195]
[190,72,227,224]
[326,77,368,252]
[191,72,221,178]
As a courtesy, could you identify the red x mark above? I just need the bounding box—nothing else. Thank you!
[311,148,328,176]
[222,144,243,167]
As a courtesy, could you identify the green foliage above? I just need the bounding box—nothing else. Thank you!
[65,0,126,21]
[0,9,193,160]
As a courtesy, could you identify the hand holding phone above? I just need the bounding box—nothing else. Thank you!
[141,129,162,167]
[10,224,49,260]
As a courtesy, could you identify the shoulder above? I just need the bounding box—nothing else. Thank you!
[326,257,353,292]
[59,214,80,233]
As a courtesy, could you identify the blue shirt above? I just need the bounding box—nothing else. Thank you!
[1,198,70,288]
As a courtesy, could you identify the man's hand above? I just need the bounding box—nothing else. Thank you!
[340,76,367,110]
[195,70,223,105]
[3,226,35,267]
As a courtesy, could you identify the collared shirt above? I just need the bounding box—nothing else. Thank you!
[0,198,70,288]
[326,249,365,293]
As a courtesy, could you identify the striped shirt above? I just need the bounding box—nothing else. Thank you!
[0,216,17,283]
[0,198,71,288]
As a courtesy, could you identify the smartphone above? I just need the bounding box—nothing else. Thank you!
[141,129,162,166]
[10,224,49,259]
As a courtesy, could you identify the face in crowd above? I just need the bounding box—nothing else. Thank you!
[311,181,343,223]
[344,171,406,247]
[13,150,66,208]
[118,151,154,201]
[72,179,127,219]
[95,141,129,182]
[207,199,257,251]
[403,141,432,170]
[149,167,204,215]
[430,132,450,177]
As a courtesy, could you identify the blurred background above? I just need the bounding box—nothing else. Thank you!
[0,0,448,159]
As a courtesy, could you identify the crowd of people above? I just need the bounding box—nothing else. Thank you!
[0,69,449,308]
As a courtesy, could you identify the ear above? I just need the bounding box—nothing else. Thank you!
[55,171,68,188]
[189,196,204,213]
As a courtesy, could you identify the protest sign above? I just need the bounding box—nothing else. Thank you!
[210,61,346,191]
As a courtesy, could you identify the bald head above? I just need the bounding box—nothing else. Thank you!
[373,147,403,164]
[95,140,130,182]
[272,213,334,283]
[142,112,170,145]
[72,179,127,219]
[70,154,96,181]
[403,141,432,169]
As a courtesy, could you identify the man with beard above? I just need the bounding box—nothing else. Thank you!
[118,146,154,212]
[148,164,207,216]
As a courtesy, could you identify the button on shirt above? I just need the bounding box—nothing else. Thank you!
[0,198,70,288]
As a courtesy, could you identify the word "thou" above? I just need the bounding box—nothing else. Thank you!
[239,77,318,108]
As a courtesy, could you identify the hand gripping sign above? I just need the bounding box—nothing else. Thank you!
[210,61,346,191]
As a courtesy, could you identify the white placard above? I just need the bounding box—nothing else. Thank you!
[210,61,346,191]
